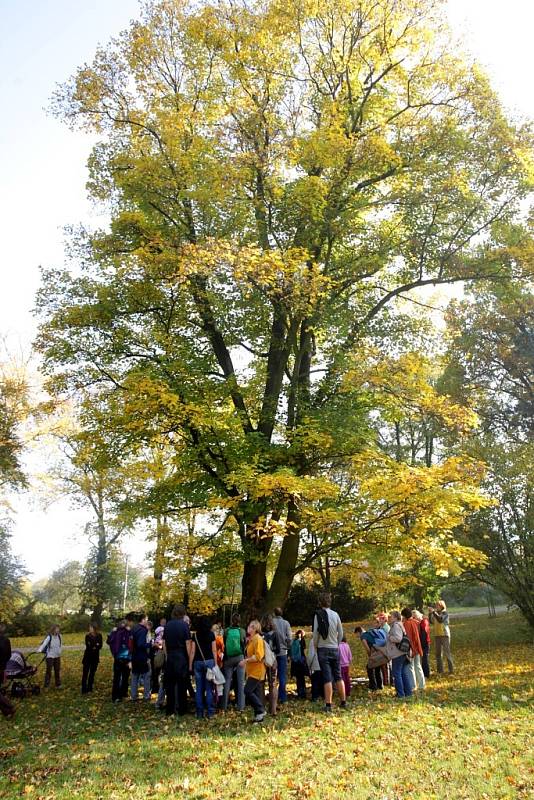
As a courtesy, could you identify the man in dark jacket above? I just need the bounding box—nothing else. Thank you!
[0,622,15,718]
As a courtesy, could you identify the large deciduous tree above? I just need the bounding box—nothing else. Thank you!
[37,0,532,612]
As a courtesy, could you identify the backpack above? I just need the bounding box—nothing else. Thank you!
[314,609,329,641]
[290,638,303,663]
[398,634,412,655]
[42,633,62,654]
[263,639,276,668]
[369,628,387,648]
[224,627,243,658]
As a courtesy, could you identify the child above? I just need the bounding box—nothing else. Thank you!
[290,629,307,699]
[338,635,353,697]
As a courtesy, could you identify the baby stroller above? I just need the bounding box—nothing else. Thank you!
[3,651,44,698]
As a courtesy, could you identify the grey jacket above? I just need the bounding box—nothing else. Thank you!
[272,616,292,655]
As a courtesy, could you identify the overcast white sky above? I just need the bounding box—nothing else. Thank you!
[1,0,533,580]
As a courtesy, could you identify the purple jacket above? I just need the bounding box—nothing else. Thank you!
[106,627,131,658]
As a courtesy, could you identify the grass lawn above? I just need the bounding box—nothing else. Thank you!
[1,614,533,800]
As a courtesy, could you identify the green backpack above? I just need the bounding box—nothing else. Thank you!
[225,627,243,658]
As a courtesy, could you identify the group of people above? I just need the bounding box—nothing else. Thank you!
[0,597,454,721]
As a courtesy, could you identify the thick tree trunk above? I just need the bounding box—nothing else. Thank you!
[152,516,167,613]
[240,559,268,619]
[265,502,301,611]
[412,584,425,610]
[91,497,108,627]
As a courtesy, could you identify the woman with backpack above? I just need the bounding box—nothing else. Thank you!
[38,624,63,689]
[385,611,414,698]
[354,625,387,693]
[221,613,246,712]
[191,616,218,719]
[290,629,308,699]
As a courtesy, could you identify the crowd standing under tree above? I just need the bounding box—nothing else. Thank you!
[0,597,454,721]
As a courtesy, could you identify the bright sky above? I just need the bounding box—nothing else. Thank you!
[1,0,533,580]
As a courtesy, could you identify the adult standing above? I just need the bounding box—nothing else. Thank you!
[163,604,192,717]
[401,608,425,692]
[386,611,413,699]
[272,607,292,704]
[0,623,15,718]
[107,620,132,703]
[354,626,385,693]
[222,613,246,712]
[38,625,63,689]
[413,610,431,678]
[131,615,152,701]
[312,592,346,712]
[261,614,281,715]
[81,623,103,694]
[191,615,217,719]
[239,619,266,723]
[429,600,454,674]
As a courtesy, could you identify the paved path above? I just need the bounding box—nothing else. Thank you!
[449,605,510,619]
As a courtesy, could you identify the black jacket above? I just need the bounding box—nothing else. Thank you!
[0,634,12,673]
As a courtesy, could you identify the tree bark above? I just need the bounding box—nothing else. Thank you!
[265,501,301,610]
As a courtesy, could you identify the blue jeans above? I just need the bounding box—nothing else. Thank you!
[276,654,288,702]
[391,655,414,697]
[131,670,151,700]
[194,659,215,718]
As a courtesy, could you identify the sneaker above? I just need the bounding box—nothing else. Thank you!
[323,704,333,713]
[253,712,266,723]
[340,700,347,709]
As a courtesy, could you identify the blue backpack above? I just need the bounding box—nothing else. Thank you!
[369,628,387,648]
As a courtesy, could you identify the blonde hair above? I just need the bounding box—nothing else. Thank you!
[436,600,447,611]
[248,619,262,635]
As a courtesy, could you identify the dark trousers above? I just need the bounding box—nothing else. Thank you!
[0,688,15,717]
[311,670,324,701]
[421,646,430,678]
[112,658,130,701]
[244,677,264,715]
[367,665,383,691]
[82,658,99,693]
[276,655,288,702]
[44,657,61,687]
[292,661,307,698]
[164,651,188,716]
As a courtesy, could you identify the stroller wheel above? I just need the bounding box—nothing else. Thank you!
[32,685,41,696]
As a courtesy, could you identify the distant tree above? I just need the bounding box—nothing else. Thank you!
[446,284,534,627]
[37,561,83,615]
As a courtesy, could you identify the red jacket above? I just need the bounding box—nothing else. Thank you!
[419,618,431,648]
[404,618,423,657]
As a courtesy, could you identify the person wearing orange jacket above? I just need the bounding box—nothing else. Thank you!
[239,620,266,723]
